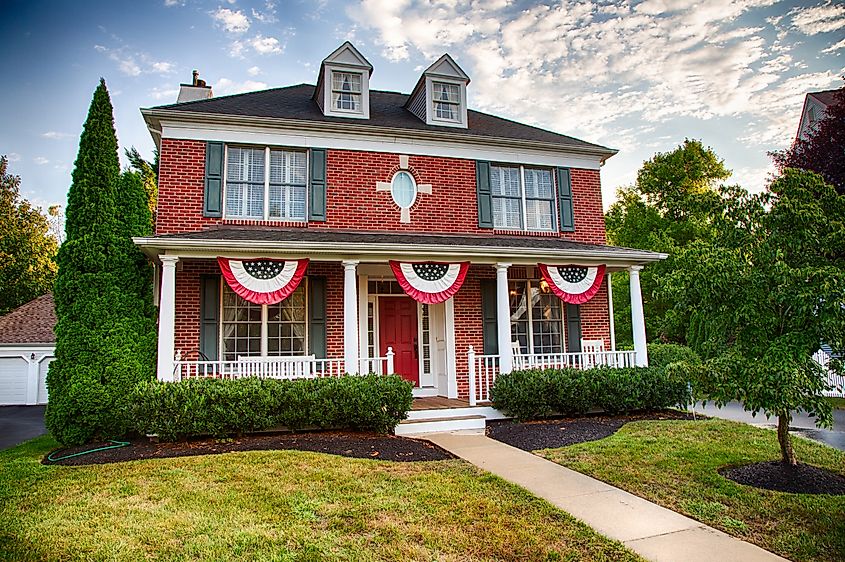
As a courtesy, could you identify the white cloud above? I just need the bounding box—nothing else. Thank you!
[212,8,250,33]
[822,37,845,53]
[94,44,175,77]
[42,131,72,140]
[214,78,268,96]
[252,1,277,23]
[790,1,845,35]
[34,157,50,165]
[247,66,261,76]
[148,86,180,101]
[164,0,182,6]
[732,165,775,194]
[249,34,283,54]
[6,153,21,162]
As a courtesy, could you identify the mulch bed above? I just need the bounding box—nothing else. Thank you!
[487,409,700,451]
[43,431,456,466]
[720,461,845,495]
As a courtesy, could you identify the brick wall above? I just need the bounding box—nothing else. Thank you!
[156,138,607,244]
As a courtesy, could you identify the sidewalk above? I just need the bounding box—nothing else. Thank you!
[426,432,787,562]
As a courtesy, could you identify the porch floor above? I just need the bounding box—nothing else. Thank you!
[411,397,470,410]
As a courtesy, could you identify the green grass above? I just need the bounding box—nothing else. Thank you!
[0,436,641,562]
[541,419,845,562]
[826,396,845,410]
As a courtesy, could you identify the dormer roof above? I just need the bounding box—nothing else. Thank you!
[318,41,373,74]
[314,41,373,120]
[405,53,471,128]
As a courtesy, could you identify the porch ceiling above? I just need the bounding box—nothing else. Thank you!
[133,227,666,269]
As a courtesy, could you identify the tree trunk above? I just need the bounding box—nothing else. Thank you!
[777,414,797,465]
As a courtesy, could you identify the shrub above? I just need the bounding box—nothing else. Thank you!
[647,343,701,368]
[491,366,691,421]
[129,374,413,441]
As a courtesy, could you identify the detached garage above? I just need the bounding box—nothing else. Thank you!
[0,294,56,405]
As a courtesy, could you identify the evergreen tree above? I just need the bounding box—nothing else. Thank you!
[0,155,57,313]
[46,79,156,445]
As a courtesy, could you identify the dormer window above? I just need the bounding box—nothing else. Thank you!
[331,71,363,113]
[405,54,470,129]
[314,42,373,120]
[432,82,460,122]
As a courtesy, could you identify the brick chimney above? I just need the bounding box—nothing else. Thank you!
[177,70,213,103]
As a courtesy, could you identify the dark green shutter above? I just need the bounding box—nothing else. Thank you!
[199,275,220,360]
[556,167,575,232]
[308,276,327,358]
[476,161,494,229]
[309,148,327,222]
[204,141,224,217]
[565,304,582,353]
[480,279,498,354]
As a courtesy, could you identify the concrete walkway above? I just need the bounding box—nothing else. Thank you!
[427,432,787,562]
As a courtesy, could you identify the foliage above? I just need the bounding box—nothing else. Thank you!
[605,139,731,345]
[46,79,157,446]
[772,86,844,195]
[664,169,845,463]
[0,155,58,314]
[125,146,158,214]
[491,366,691,421]
[544,419,845,562]
[647,343,701,368]
[129,375,414,440]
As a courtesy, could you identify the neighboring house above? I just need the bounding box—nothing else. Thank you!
[135,42,664,427]
[796,88,841,141]
[0,294,55,405]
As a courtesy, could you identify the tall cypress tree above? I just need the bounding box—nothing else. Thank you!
[46,79,156,445]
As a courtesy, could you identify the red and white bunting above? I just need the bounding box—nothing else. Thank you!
[218,257,309,305]
[538,263,606,304]
[389,260,469,304]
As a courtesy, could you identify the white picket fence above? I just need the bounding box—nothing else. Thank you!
[466,347,638,406]
[813,349,845,397]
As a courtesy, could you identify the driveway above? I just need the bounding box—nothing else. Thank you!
[692,401,845,451]
[0,405,47,450]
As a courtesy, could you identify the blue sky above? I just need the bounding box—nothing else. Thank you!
[1,0,843,213]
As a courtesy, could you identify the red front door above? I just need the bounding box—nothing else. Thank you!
[378,297,419,386]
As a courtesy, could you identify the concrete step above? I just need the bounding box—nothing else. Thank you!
[395,414,486,436]
[407,405,507,421]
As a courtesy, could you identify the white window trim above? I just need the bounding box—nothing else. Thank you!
[510,279,567,355]
[322,65,371,120]
[219,278,309,360]
[430,81,461,123]
[492,164,558,232]
[425,76,467,128]
[329,70,364,115]
[222,144,308,222]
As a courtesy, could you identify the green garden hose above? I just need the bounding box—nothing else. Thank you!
[47,440,131,462]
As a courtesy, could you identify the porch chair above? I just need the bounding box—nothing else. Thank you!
[580,339,606,368]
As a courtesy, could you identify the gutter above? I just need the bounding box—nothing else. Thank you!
[140,108,618,162]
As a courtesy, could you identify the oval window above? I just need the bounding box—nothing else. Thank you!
[391,171,417,209]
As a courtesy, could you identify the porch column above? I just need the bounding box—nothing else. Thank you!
[607,272,616,351]
[629,265,648,367]
[157,255,179,382]
[495,263,513,374]
[343,260,360,374]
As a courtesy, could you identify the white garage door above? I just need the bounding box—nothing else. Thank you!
[37,358,53,404]
[0,357,29,405]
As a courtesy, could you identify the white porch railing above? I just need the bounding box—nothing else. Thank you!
[467,347,639,406]
[173,348,394,381]
[813,349,845,398]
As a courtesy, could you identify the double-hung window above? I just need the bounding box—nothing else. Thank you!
[491,165,556,232]
[221,282,307,361]
[509,280,565,355]
[331,71,363,113]
[432,81,460,122]
[225,146,306,221]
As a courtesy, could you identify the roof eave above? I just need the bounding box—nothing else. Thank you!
[140,107,619,161]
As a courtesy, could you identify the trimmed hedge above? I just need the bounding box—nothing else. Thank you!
[129,374,413,441]
[647,343,701,368]
[491,366,692,421]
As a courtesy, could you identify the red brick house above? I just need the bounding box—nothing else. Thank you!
[135,43,663,430]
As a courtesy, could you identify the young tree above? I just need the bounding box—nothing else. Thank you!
[125,146,158,214]
[46,79,156,445]
[667,169,843,464]
[605,139,730,345]
[0,155,58,314]
[771,86,844,195]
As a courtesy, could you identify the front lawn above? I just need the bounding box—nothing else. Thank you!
[0,436,641,561]
[827,396,845,410]
[541,419,845,562]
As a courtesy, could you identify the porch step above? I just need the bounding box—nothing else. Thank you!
[395,414,486,436]
[407,405,508,422]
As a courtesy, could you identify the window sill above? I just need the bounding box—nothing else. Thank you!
[222,218,308,228]
[493,229,560,238]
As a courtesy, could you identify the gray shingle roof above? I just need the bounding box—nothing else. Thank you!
[148,84,614,155]
[0,294,56,345]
